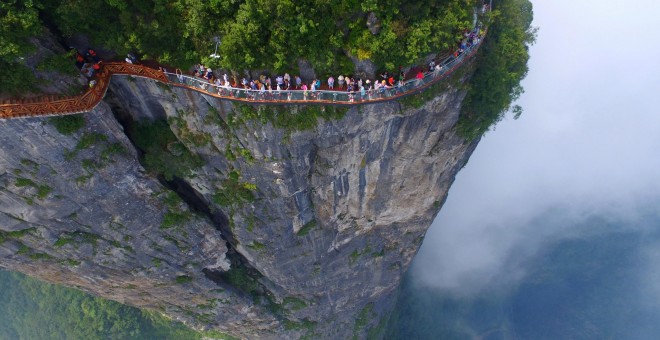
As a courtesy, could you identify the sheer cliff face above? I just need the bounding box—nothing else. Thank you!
[0,74,477,339]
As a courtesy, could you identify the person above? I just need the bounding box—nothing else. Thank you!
[223,73,229,85]
[127,53,138,64]
[388,75,395,86]
[366,79,373,100]
[295,75,302,89]
[242,77,248,88]
[91,61,101,76]
[284,73,291,85]
[338,75,344,89]
[328,76,334,89]
[276,75,284,88]
[428,60,436,72]
[345,77,351,91]
[434,63,442,77]
[88,80,97,88]
[360,85,366,101]
[301,83,308,100]
[415,70,424,85]
[86,48,100,62]
[125,56,133,64]
[223,81,231,95]
[380,71,389,82]
[75,53,85,68]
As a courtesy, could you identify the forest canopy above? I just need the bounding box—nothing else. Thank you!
[2,0,477,75]
[0,270,213,339]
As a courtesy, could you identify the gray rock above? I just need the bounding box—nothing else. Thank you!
[0,66,479,339]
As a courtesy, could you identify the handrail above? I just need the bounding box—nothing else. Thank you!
[0,30,484,120]
[161,40,480,106]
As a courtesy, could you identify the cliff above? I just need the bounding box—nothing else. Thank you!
[0,69,478,338]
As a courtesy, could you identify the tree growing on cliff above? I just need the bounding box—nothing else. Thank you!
[458,0,537,140]
[0,0,41,93]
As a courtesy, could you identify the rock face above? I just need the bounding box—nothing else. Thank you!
[0,71,478,338]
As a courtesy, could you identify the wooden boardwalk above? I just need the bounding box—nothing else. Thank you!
[0,39,482,120]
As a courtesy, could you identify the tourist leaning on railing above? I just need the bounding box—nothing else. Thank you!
[155,23,484,103]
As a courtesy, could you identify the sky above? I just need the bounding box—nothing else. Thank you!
[412,0,660,295]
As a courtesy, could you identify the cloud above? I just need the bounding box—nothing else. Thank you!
[411,0,660,295]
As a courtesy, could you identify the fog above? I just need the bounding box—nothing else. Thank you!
[412,0,660,295]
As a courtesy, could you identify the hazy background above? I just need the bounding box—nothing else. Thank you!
[391,0,660,338]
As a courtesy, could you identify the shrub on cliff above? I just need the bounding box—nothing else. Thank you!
[131,119,203,181]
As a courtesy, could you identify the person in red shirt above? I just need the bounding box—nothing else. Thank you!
[415,70,424,85]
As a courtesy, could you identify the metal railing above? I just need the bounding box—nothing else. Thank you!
[162,38,482,105]
[0,27,485,119]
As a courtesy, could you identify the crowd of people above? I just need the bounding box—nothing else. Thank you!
[174,25,484,102]
[68,2,489,101]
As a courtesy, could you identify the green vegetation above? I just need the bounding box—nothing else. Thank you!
[50,115,85,135]
[212,170,257,207]
[14,177,35,187]
[349,250,360,265]
[160,211,191,229]
[222,266,260,297]
[28,252,54,260]
[168,114,212,148]
[297,219,317,236]
[283,296,308,311]
[247,241,266,251]
[158,190,193,234]
[53,231,102,251]
[0,228,35,245]
[36,50,78,76]
[151,258,162,268]
[283,318,317,332]
[0,0,40,94]
[232,104,348,136]
[353,302,376,340]
[14,0,472,75]
[458,0,536,140]
[174,275,193,284]
[349,245,373,265]
[75,132,107,150]
[131,119,203,181]
[14,177,52,199]
[1,0,478,93]
[0,269,207,339]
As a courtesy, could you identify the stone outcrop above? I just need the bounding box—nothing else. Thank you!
[0,67,478,338]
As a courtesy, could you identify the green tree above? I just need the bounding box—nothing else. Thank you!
[0,0,42,93]
[458,0,537,140]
